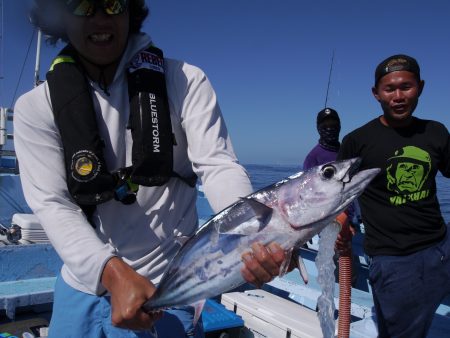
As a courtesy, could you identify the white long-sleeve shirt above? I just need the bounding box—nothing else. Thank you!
[13,33,252,295]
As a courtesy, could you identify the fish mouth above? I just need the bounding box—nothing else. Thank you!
[340,163,380,205]
[347,157,362,180]
[339,157,361,185]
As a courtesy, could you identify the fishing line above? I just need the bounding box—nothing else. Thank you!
[10,28,36,108]
[324,50,335,108]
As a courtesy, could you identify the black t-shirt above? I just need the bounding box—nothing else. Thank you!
[338,117,450,256]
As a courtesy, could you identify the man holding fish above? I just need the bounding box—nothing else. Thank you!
[14,0,288,337]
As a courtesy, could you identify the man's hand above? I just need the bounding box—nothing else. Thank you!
[334,212,356,255]
[241,242,286,288]
[101,257,163,330]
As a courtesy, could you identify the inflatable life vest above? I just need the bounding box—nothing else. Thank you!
[46,44,196,216]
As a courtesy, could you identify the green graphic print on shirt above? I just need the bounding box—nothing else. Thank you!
[386,146,431,206]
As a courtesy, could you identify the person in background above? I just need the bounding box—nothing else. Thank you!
[336,54,450,338]
[14,1,287,337]
[303,108,359,286]
[303,107,342,170]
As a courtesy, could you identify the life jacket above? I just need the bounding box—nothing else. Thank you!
[46,44,196,219]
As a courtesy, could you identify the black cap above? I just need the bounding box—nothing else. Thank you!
[374,54,421,85]
[317,107,340,125]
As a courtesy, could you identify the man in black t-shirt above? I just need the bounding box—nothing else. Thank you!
[336,54,450,338]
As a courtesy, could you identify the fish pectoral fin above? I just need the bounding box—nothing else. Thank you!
[279,247,294,277]
[243,198,273,231]
[297,253,309,284]
[216,198,273,235]
[191,299,206,328]
[278,248,309,284]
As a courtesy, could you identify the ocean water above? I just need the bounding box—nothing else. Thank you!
[244,164,450,225]
[1,164,449,225]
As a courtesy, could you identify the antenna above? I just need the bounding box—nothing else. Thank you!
[0,0,4,101]
[324,50,335,108]
[34,29,42,87]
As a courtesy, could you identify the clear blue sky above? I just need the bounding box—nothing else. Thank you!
[1,0,450,165]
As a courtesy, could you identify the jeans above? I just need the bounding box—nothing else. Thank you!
[48,275,204,338]
[368,227,450,338]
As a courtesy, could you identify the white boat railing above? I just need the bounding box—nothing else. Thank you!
[0,107,17,174]
[0,106,7,147]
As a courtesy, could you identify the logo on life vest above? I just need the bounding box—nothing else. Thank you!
[129,51,164,74]
[71,150,101,182]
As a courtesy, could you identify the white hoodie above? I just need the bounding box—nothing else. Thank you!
[13,33,252,295]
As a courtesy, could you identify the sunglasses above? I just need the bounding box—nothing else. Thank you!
[65,0,129,17]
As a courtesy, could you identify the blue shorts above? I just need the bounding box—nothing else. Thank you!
[48,275,204,338]
[368,226,450,338]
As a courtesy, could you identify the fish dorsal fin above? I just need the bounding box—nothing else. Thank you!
[278,247,309,284]
[216,198,273,235]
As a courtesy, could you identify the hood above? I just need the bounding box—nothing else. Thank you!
[113,32,153,83]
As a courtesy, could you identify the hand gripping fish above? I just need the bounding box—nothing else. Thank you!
[143,158,379,322]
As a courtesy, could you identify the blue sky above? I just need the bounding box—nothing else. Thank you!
[1,0,450,165]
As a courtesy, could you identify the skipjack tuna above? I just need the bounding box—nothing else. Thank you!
[143,158,379,320]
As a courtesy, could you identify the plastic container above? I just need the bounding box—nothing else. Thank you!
[221,289,322,338]
[202,299,244,337]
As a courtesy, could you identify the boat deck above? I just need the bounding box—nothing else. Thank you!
[2,241,450,337]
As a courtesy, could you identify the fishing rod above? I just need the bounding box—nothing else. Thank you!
[324,50,335,108]
[321,50,354,338]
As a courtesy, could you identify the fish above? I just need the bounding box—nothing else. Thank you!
[143,158,379,319]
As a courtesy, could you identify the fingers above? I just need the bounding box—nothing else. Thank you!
[241,242,286,288]
[335,233,352,255]
[112,306,163,331]
[240,261,263,288]
[266,242,286,266]
[104,258,163,330]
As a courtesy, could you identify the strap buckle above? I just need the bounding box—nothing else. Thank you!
[113,167,139,205]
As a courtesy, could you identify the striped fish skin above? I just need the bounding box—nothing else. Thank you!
[143,158,380,311]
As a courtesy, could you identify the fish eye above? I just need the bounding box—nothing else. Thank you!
[321,165,336,180]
